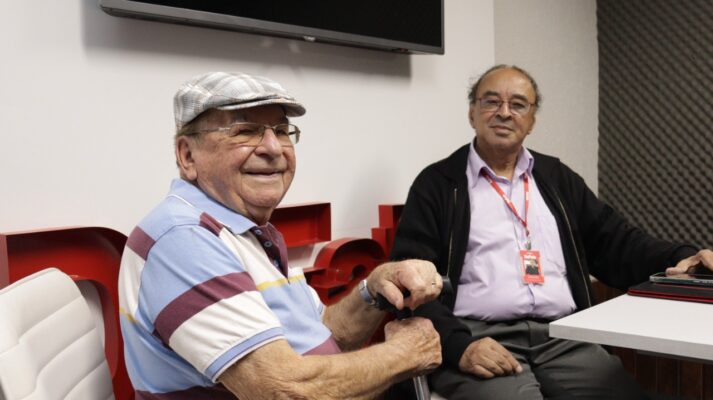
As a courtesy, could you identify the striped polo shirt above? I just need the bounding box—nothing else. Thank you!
[119,179,339,398]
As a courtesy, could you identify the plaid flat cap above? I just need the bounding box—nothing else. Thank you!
[173,71,306,129]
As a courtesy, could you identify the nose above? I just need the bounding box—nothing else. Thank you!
[496,102,512,118]
[255,127,284,156]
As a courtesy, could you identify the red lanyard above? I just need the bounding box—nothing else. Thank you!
[482,171,531,249]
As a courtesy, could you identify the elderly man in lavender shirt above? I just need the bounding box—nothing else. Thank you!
[391,64,713,400]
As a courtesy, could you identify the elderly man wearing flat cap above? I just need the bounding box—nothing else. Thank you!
[118,71,442,399]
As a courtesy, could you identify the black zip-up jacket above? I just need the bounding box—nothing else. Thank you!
[391,143,698,368]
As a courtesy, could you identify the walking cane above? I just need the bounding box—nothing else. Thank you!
[377,277,452,400]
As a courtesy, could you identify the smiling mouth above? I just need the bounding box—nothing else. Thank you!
[245,170,284,178]
[491,125,514,135]
[249,171,280,175]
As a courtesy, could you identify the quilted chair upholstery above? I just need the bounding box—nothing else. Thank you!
[0,268,114,400]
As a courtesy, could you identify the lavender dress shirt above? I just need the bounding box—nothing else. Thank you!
[453,143,576,321]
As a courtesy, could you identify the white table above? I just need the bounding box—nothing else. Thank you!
[549,294,713,362]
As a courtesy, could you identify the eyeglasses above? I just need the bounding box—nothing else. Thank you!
[189,122,300,146]
[477,96,535,116]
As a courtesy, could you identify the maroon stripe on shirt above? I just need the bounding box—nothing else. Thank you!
[126,226,155,260]
[135,384,236,399]
[154,272,257,344]
[304,335,342,355]
[199,212,224,236]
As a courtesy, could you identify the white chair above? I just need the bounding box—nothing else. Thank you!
[0,268,114,400]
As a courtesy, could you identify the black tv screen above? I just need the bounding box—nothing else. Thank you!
[100,0,444,54]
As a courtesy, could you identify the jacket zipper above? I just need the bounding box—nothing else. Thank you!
[554,194,592,307]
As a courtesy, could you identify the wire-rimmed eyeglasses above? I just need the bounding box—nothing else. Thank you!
[188,122,300,146]
[477,96,535,116]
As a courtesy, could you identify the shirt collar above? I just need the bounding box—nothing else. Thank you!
[467,141,535,187]
[168,178,256,234]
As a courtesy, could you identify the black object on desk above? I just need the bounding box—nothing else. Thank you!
[628,280,713,304]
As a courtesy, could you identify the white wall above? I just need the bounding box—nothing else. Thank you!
[494,0,599,193]
[1,0,494,238]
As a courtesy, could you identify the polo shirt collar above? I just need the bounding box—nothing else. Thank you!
[168,178,255,234]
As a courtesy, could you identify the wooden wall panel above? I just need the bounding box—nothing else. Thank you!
[680,361,703,400]
[635,353,658,395]
[656,358,679,397]
[703,364,713,400]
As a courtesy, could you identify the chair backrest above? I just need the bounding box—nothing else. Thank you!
[0,268,114,400]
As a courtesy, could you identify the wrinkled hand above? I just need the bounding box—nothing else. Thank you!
[458,337,522,379]
[666,249,713,275]
[384,317,441,374]
[367,259,442,310]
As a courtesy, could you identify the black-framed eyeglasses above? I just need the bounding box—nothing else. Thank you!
[477,96,535,116]
[189,122,300,146]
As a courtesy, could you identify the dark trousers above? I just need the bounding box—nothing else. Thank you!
[429,319,648,400]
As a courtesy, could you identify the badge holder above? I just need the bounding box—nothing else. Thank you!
[520,248,544,284]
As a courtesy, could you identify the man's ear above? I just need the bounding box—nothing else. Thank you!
[176,136,198,181]
[468,105,477,129]
[527,114,537,137]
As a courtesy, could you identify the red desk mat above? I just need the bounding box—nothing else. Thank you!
[628,281,713,304]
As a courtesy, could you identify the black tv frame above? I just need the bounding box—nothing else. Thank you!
[99,0,445,55]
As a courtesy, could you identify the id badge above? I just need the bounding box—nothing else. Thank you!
[520,249,544,284]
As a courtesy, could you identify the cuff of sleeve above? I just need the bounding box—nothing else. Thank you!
[670,245,699,265]
[207,327,284,382]
[443,331,477,368]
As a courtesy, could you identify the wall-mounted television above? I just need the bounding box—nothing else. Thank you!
[99,0,444,55]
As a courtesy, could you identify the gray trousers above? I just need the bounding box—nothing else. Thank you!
[430,319,648,400]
